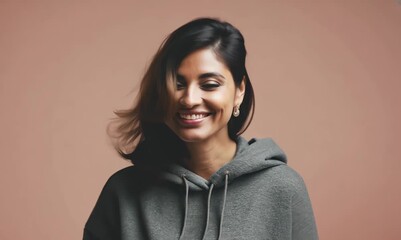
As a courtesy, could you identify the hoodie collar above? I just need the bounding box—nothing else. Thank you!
[161,136,287,190]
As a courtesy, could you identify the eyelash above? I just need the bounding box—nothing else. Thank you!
[175,81,220,90]
[202,83,220,90]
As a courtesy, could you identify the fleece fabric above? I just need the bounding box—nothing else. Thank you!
[84,137,318,240]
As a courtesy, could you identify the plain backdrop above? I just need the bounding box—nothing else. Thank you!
[1,0,401,239]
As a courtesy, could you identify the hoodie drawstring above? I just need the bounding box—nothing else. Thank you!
[179,174,189,240]
[201,183,214,240]
[180,171,230,240]
[218,172,229,239]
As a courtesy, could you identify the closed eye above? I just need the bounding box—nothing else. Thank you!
[176,81,185,90]
[201,82,220,90]
[175,75,186,90]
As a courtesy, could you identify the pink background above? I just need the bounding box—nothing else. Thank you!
[1,1,401,239]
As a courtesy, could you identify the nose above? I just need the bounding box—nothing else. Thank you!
[179,86,202,108]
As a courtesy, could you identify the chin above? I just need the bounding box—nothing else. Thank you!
[175,132,208,143]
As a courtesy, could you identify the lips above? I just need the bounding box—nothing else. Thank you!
[176,112,211,126]
[179,113,210,120]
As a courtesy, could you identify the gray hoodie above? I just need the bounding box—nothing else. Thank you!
[84,137,318,240]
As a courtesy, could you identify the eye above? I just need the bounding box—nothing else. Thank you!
[175,75,187,90]
[201,81,220,90]
[176,80,185,90]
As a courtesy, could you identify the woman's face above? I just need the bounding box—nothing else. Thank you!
[165,48,245,144]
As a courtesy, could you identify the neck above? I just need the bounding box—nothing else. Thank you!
[183,136,237,180]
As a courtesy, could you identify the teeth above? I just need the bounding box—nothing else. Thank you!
[180,113,207,120]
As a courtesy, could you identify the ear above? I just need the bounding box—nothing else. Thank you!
[235,76,246,106]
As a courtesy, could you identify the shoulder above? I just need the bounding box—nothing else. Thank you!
[103,166,137,188]
[84,166,138,239]
[107,165,137,183]
[95,165,147,199]
[261,164,309,197]
[102,164,162,195]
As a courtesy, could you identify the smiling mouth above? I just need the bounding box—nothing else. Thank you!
[178,113,210,120]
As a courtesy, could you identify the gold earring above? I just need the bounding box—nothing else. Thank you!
[233,105,240,117]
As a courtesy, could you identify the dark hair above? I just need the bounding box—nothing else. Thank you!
[108,17,255,163]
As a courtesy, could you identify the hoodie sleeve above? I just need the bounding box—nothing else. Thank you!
[291,176,319,240]
[83,177,121,240]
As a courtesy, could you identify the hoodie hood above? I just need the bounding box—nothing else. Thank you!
[161,136,287,191]
[160,136,287,240]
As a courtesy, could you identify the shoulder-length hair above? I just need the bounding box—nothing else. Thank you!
[108,17,255,164]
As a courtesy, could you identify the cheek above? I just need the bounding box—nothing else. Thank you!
[172,92,181,103]
[206,94,235,115]
[169,93,182,110]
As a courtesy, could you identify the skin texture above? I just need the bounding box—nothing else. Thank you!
[165,48,245,179]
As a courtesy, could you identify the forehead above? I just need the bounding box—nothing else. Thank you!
[177,48,230,77]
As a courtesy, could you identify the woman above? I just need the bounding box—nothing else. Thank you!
[84,18,318,240]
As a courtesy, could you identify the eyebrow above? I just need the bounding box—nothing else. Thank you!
[177,72,226,80]
[199,72,226,80]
